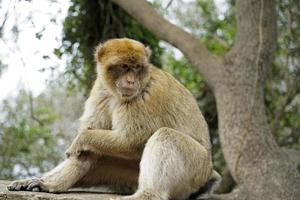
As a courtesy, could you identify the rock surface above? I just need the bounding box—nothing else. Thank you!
[0,180,120,200]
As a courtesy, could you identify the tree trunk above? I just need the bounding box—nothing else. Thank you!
[112,0,300,199]
[213,1,300,199]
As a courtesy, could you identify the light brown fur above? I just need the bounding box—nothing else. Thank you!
[8,38,218,200]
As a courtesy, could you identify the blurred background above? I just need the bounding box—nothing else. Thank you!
[0,0,299,193]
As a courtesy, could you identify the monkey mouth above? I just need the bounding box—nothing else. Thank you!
[119,91,140,100]
[122,94,132,97]
[117,91,132,98]
[117,88,139,99]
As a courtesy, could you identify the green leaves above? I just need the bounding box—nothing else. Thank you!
[0,91,63,179]
[264,0,300,148]
[58,0,163,95]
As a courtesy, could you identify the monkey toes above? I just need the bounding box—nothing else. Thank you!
[7,178,44,192]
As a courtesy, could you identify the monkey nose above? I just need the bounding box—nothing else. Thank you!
[127,80,135,85]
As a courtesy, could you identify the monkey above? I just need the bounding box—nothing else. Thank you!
[7,38,220,200]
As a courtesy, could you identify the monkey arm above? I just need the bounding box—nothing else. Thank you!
[66,129,144,160]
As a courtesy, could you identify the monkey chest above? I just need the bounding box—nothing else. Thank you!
[111,104,169,135]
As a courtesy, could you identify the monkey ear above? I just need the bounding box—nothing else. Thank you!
[95,43,105,62]
[145,46,152,60]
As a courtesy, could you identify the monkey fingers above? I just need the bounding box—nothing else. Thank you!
[65,148,83,158]
[25,178,46,192]
[7,179,30,191]
[65,142,91,160]
[7,178,45,192]
[65,135,87,158]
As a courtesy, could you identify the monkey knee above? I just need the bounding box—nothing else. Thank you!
[156,127,176,134]
[148,127,178,144]
[143,127,184,162]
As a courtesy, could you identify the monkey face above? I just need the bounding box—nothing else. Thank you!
[109,63,148,99]
[95,38,151,100]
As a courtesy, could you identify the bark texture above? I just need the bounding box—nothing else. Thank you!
[112,0,300,199]
[111,0,223,88]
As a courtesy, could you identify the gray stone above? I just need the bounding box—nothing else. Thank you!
[0,180,120,200]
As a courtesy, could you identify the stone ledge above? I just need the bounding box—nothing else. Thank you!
[0,180,119,200]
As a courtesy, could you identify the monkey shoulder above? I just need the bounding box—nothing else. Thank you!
[79,87,113,130]
[150,68,209,141]
[108,66,205,131]
[152,68,199,109]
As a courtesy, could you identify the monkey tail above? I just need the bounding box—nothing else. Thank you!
[188,170,222,200]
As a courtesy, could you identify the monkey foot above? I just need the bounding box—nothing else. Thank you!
[7,178,43,192]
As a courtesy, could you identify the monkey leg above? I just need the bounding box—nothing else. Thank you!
[112,127,212,200]
[8,153,139,194]
[74,155,139,194]
[7,154,95,193]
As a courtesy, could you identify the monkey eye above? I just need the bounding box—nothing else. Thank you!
[120,64,129,70]
[135,64,143,71]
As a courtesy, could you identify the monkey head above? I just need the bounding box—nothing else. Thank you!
[95,38,152,100]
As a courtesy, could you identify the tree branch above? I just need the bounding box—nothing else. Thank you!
[111,0,223,88]
[28,90,44,126]
[231,0,277,70]
[0,0,12,36]
[164,0,174,10]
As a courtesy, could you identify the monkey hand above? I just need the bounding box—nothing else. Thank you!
[65,133,89,159]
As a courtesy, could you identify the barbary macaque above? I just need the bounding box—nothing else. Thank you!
[8,38,220,200]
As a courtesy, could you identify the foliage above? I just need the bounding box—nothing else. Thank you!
[0,78,85,180]
[168,0,300,150]
[161,0,300,192]
[264,0,300,149]
[0,90,63,179]
[161,0,236,192]
[0,0,299,187]
[57,0,163,94]
[0,60,7,76]
[196,0,235,54]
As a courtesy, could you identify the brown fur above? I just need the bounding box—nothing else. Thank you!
[8,38,218,200]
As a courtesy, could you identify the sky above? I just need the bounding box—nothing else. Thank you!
[0,0,70,100]
[0,0,227,101]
